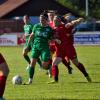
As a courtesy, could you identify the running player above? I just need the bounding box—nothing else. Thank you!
[50,15,92,83]
[0,53,9,100]
[47,11,73,75]
[22,15,42,70]
[24,12,60,84]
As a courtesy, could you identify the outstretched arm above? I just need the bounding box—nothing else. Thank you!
[65,18,84,28]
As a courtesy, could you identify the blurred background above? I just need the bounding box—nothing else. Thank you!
[0,0,100,46]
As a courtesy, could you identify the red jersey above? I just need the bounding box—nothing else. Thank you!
[54,24,74,45]
[48,21,54,29]
[53,24,77,60]
[48,21,56,53]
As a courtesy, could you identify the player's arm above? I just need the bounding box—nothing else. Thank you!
[71,18,84,26]
[53,39,61,44]
[65,18,84,28]
[24,33,30,37]
[24,32,34,52]
[51,34,61,45]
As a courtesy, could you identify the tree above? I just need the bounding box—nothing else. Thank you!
[56,0,100,19]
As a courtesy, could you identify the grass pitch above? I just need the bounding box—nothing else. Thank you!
[0,46,100,100]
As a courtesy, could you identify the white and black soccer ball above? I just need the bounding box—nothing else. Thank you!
[12,75,22,85]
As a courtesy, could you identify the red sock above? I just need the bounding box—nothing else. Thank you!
[0,76,7,98]
[51,65,59,81]
[77,63,88,77]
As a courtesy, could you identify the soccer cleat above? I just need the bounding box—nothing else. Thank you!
[28,79,32,84]
[23,80,32,85]
[86,76,92,83]
[68,67,73,74]
[47,79,58,84]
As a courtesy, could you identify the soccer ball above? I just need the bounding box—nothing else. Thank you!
[12,75,22,85]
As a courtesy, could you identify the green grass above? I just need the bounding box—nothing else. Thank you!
[0,46,100,100]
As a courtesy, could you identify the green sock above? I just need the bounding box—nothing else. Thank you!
[29,67,34,79]
[37,58,42,67]
[24,55,30,64]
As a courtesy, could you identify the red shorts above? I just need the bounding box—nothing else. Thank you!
[55,44,77,60]
[64,45,77,60]
[0,53,5,64]
[55,43,63,57]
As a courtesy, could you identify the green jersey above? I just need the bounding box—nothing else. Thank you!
[31,23,54,61]
[24,22,33,40]
[32,23,53,47]
[23,22,33,50]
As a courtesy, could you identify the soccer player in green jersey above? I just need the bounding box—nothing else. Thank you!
[23,15,42,70]
[24,12,60,84]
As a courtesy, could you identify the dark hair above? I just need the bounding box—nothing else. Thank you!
[56,15,68,23]
[24,15,29,18]
[40,12,48,20]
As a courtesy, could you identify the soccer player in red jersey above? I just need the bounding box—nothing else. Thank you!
[47,11,73,75]
[0,53,9,100]
[50,15,92,83]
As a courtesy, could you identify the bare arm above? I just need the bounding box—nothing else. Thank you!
[24,32,34,52]
[27,32,34,47]
[24,33,30,37]
[71,18,84,26]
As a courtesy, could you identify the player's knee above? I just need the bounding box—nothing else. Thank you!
[52,57,62,66]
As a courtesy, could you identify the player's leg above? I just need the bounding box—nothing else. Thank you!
[46,44,55,77]
[48,45,62,83]
[23,48,30,64]
[0,53,9,99]
[67,45,91,82]
[37,57,42,69]
[72,58,92,82]
[41,48,52,70]
[51,57,62,82]
[62,57,73,74]
[28,58,37,84]
[27,48,40,84]
[22,42,31,65]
